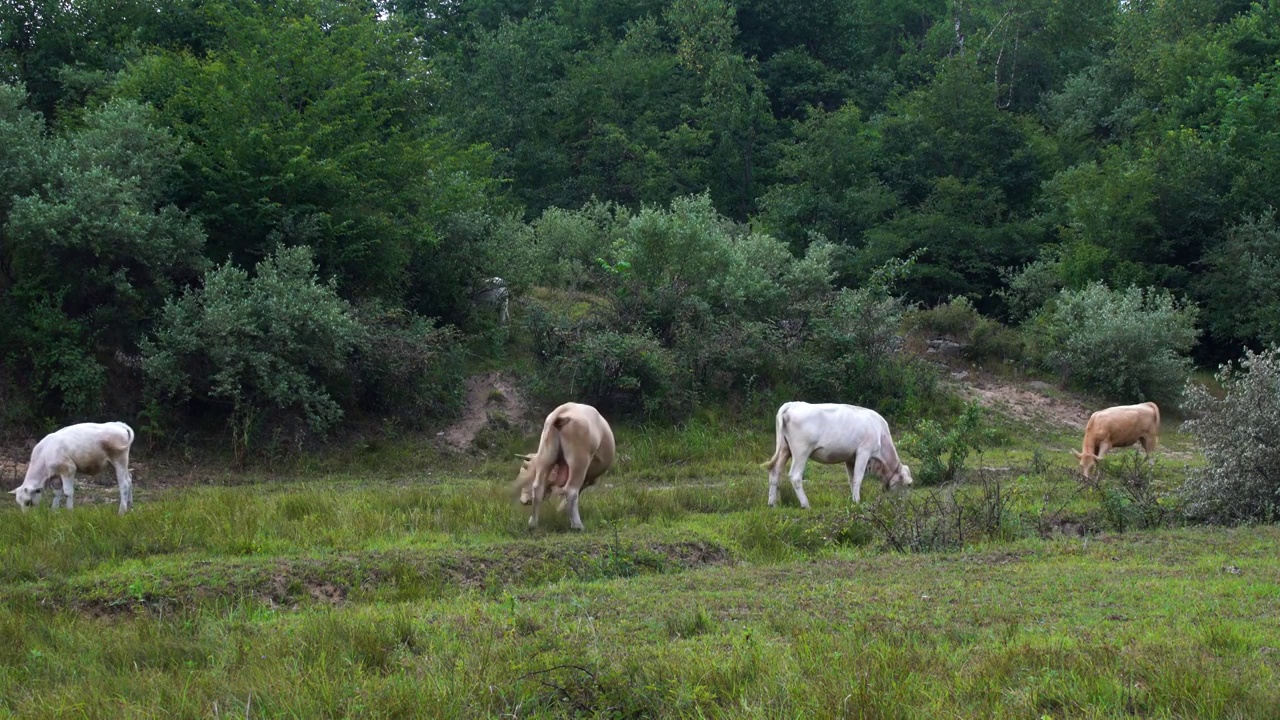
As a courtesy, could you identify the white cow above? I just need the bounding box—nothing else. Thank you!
[762,402,913,508]
[9,422,135,513]
[472,276,511,325]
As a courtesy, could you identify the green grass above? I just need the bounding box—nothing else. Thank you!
[1,421,1277,718]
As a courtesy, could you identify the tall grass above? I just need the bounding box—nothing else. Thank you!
[3,423,1274,718]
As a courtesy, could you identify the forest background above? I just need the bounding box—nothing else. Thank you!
[2,0,1278,457]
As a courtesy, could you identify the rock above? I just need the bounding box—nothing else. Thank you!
[950,370,970,381]
[1027,380,1054,393]
[926,339,964,357]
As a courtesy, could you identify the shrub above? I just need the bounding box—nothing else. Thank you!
[907,296,981,339]
[908,296,1025,364]
[552,330,686,417]
[860,472,1016,552]
[997,254,1064,323]
[794,286,938,418]
[142,246,361,462]
[523,202,624,292]
[0,92,207,418]
[1181,347,1280,523]
[349,303,467,427]
[900,403,985,486]
[968,317,1025,364]
[674,318,784,403]
[1031,282,1198,405]
[1086,453,1180,532]
[1197,210,1280,350]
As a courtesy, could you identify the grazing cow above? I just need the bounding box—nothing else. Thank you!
[516,402,615,530]
[762,402,913,508]
[10,422,135,513]
[472,276,510,325]
[1073,402,1160,479]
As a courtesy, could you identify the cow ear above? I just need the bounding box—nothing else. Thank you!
[1070,450,1081,459]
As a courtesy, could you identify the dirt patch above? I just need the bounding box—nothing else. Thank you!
[949,373,1090,431]
[440,371,531,451]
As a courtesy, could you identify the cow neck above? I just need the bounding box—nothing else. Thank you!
[878,434,903,476]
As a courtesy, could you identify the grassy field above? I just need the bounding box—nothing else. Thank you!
[0,419,1277,718]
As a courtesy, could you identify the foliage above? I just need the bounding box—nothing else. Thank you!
[116,0,496,311]
[348,303,467,427]
[908,297,1026,365]
[552,329,686,417]
[1197,211,1280,350]
[1031,283,1199,405]
[1182,347,1280,524]
[142,247,360,461]
[0,87,207,417]
[997,253,1066,323]
[901,404,986,487]
[1085,453,1181,532]
[860,472,1015,552]
[7,0,1280,434]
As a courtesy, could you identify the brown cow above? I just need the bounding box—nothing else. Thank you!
[515,402,615,530]
[1073,402,1160,478]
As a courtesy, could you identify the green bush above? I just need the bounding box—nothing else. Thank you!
[1031,282,1198,405]
[142,246,361,461]
[901,403,985,486]
[967,316,1025,364]
[674,318,784,403]
[1181,348,1280,524]
[794,287,938,418]
[349,303,467,427]
[555,330,686,417]
[907,296,982,339]
[0,89,207,417]
[908,297,1025,364]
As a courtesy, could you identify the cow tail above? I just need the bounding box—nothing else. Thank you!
[761,407,789,470]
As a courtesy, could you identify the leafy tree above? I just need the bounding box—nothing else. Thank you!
[756,103,898,251]
[1197,211,1280,354]
[118,0,496,311]
[0,87,207,416]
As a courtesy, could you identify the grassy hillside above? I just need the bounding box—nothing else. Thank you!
[1,399,1276,718]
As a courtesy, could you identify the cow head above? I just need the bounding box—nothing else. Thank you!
[514,453,537,504]
[514,453,571,505]
[887,462,914,492]
[9,485,40,510]
[1072,450,1099,479]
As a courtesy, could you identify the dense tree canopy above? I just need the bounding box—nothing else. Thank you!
[2,0,1279,438]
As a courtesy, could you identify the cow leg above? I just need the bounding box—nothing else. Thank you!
[112,457,133,514]
[59,474,75,510]
[528,465,548,529]
[767,444,791,508]
[1141,435,1157,465]
[845,452,872,504]
[50,480,65,509]
[1089,440,1112,478]
[787,452,812,510]
[564,459,591,531]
